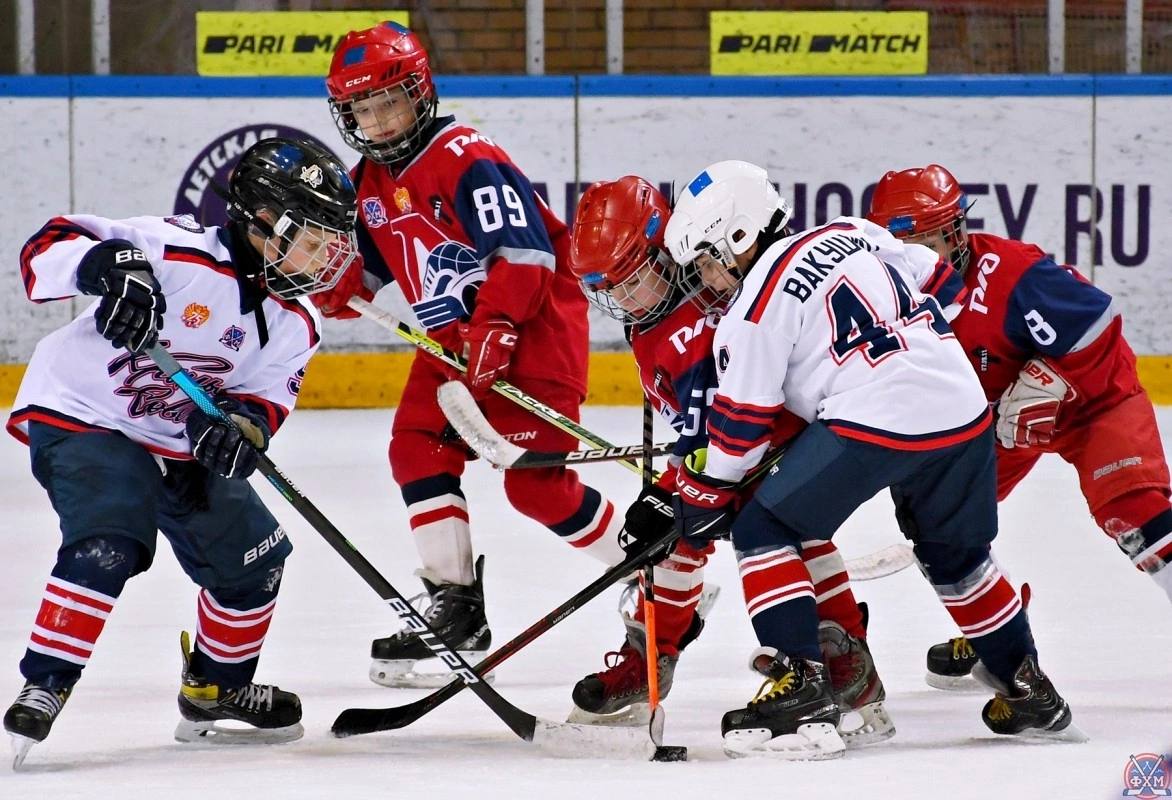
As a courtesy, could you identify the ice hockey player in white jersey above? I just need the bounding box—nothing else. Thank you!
[3,137,358,768]
[665,161,1083,759]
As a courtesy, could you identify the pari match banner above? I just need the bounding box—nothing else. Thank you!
[196,11,410,76]
[711,11,928,75]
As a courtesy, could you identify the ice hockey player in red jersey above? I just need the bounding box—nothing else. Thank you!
[869,163,1172,689]
[313,22,629,687]
[667,160,1080,758]
[567,176,893,745]
[3,138,359,767]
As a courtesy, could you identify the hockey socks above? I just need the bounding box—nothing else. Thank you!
[190,574,282,690]
[20,536,140,688]
[737,545,821,662]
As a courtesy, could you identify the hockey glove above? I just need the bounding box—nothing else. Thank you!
[995,358,1074,448]
[185,398,271,480]
[309,255,374,320]
[672,448,739,549]
[460,318,519,399]
[619,483,677,559]
[76,239,166,353]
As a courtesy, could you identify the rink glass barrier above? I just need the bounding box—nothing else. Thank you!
[0,74,1169,407]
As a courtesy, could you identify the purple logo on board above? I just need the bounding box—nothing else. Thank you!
[173,124,340,227]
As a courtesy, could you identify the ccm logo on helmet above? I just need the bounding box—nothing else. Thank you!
[344,75,372,88]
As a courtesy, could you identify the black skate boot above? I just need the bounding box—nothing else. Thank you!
[370,555,492,688]
[4,681,72,769]
[720,650,845,760]
[925,636,982,691]
[175,631,303,744]
[978,655,1087,742]
[818,617,894,747]
[567,613,693,726]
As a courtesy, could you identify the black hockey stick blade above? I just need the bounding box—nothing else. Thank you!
[331,527,682,737]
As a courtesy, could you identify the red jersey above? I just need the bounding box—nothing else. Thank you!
[353,117,588,396]
[951,232,1141,424]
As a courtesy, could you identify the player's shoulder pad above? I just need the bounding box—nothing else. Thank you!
[430,122,513,165]
[968,232,1049,279]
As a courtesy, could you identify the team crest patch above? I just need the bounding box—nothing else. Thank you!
[164,214,205,233]
[299,164,324,188]
[393,186,412,213]
[182,303,211,328]
[1123,753,1170,797]
[363,197,388,228]
[219,325,246,351]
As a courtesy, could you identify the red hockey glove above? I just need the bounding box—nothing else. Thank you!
[672,448,740,548]
[459,318,519,399]
[995,358,1075,448]
[310,255,372,320]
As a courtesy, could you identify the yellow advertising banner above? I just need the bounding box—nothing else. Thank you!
[711,11,928,76]
[197,11,410,76]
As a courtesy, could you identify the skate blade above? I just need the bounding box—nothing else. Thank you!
[369,655,494,689]
[1019,721,1089,744]
[533,718,658,759]
[565,701,650,727]
[174,718,304,745]
[9,734,36,771]
[925,672,984,692]
[722,722,846,760]
[839,701,896,748]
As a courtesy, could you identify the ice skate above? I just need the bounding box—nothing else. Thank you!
[819,617,894,747]
[567,614,687,727]
[175,632,303,745]
[924,635,983,691]
[4,681,71,770]
[976,655,1087,743]
[720,650,845,760]
[370,555,492,688]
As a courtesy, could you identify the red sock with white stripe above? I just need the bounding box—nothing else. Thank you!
[635,540,711,656]
[932,556,1034,683]
[190,583,280,689]
[801,539,865,639]
[20,536,139,688]
[737,545,822,662]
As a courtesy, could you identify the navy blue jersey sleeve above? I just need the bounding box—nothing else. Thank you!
[1004,257,1113,357]
[356,218,394,288]
[453,159,556,272]
[670,358,718,458]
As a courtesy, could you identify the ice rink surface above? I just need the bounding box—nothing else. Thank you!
[0,406,1168,799]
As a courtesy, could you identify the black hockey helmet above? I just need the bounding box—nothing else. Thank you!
[226,137,360,299]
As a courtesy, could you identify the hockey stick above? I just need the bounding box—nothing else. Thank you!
[145,344,656,756]
[347,297,648,477]
[640,394,688,763]
[332,446,787,738]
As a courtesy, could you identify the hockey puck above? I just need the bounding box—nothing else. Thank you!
[651,745,689,762]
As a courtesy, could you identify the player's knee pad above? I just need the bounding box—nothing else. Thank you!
[502,465,583,525]
[390,429,467,487]
[731,498,803,554]
[54,535,143,595]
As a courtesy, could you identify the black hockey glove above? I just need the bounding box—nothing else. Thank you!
[76,239,166,353]
[185,398,271,480]
[618,483,676,559]
[672,448,739,549]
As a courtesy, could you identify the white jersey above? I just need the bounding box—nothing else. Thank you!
[706,216,990,482]
[8,214,321,458]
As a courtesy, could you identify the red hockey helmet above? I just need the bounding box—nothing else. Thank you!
[326,22,438,166]
[868,164,972,273]
[569,177,677,324]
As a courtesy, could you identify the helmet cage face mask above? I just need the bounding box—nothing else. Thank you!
[580,246,676,325]
[330,75,437,166]
[672,242,740,317]
[888,210,971,275]
[261,210,360,300]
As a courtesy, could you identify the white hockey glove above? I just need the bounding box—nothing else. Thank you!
[995,358,1074,448]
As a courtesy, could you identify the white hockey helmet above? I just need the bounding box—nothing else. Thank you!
[665,160,791,312]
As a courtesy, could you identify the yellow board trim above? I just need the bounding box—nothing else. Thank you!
[2,353,1172,408]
